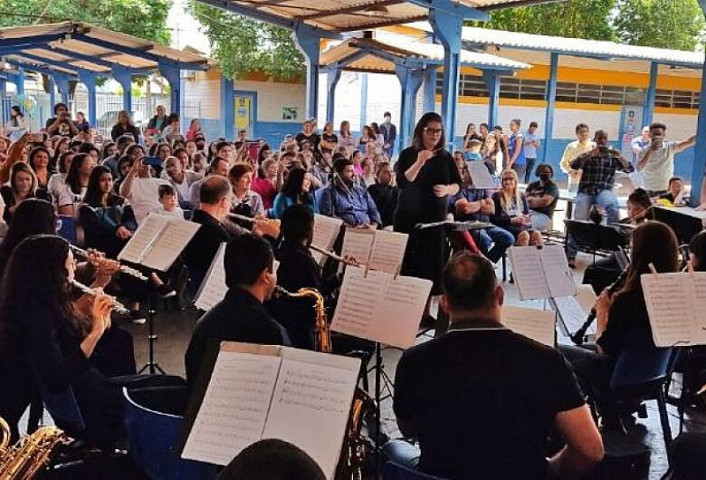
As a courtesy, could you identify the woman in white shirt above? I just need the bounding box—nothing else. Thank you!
[7,106,29,141]
[57,153,96,216]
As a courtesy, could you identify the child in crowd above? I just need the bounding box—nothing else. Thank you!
[464,138,483,162]
[659,176,686,206]
[152,184,184,219]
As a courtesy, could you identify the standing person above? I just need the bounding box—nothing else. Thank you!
[493,126,511,170]
[560,124,595,193]
[380,112,397,158]
[565,130,633,267]
[338,120,355,152]
[462,123,482,158]
[368,162,399,228]
[110,110,141,143]
[388,252,604,480]
[394,112,462,326]
[482,133,500,175]
[478,123,489,144]
[319,122,338,157]
[7,106,28,141]
[526,164,559,232]
[370,122,385,149]
[629,126,651,189]
[74,111,90,132]
[146,105,168,135]
[295,120,318,151]
[506,119,526,180]
[523,121,541,183]
[45,103,78,138]
[185,118,202,142]
[636,122,695,197]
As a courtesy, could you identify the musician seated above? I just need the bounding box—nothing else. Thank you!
[691,230,706,272]
[525,163,559,232]
[181,176,279,291]
[317,157,382,229]
[560,221,679,429]
[216,439,325,480]
[388,252,603,480]
[185,235,290,385]
[450,156,513,264]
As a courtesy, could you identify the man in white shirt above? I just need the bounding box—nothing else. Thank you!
[629,126,651,189]
[119,155,170,223]
[523,121,541,183]
[637,122,695,196]
[559,123,595,193]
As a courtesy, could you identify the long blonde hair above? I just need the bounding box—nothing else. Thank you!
[499,168,522,213]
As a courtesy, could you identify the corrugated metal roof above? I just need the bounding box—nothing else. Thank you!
[410,22,705,68]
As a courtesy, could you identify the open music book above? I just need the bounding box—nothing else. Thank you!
[340,227,408,274]
[180,342,360,480]
[509,245,576,300]
[501,306,556,347]
[117,213,200,271]
[467,160,496,189]
[641,272,706,347]
[552,285,598,337]
[194,242,279,311]
[331,267,432,348]
[311,214,343,264]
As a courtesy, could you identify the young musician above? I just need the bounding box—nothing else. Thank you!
[185,235,290,385]
[216,439,325,480]
[389,252,603,480]
[690,230,706,272]
[560,221,679,428]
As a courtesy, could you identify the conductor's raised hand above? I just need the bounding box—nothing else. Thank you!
[417,149,434,166]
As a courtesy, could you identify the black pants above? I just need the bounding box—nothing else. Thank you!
[558,344,617,418]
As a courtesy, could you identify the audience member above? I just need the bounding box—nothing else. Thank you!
[560,123,595,193]
[229,162,265,218]
[45,103,78,138]
[367,162,399,228]
[110,110,140,143]
[272,167,315,219]
[636,122,695,196]
[318,157,381,228]
[490,169,542,246]
[525,163,559,232]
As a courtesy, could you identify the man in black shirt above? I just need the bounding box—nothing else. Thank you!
[45,103,78,138]
[390,252,603,480]
[367,162,399,228]
[185,234,290,385]
[295,119,318,152]
[526,163,560,232]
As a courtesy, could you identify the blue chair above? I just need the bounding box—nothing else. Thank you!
[57,215,78,245]
[608,330,680,452]
[39,384,86,436]
[383,461,447,480]
[123,387,220,480]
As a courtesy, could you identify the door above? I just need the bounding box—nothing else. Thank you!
[234,92,255,138]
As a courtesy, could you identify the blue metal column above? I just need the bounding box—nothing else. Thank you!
[15,68,25,96]
[483,71,500,128]
[326,69,342,124]
[220,76,235,140]
[395,66,424,151]
[423,67,437,114]
[293,26,321,120]
[0,77,7,124]
[360,73,368,130]
[48,76,56,108]
[158,62,181,117]
[52,73,71,106]
[690,54,706,205]
[542,53,559,163]
[643,62,658,127]
[112,66,133,114]
[78,72,98,126]
[429,9,463,148]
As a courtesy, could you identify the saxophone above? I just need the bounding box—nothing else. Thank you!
[0,416,69,480]
[274,286,372,480]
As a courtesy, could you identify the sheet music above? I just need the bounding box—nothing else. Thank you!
[181,351,282,465]
[142,218,201,271]
[553,295,593,336]
[467,160,495,189]
[693,273,706,343]
[374,275,432,348]
[117,213,169,264]
[331,268,388,339]
[540,245,577,298]
[312,214,343,264]
[368,230,408,274]
[195,242,227,311]
[502,306,556,347]
[340,228,374,267]
[508,247,550,300]
[264,350,360,480]
[641,274,695,347]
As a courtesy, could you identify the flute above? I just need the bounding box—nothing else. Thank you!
[309,244,364,267]
[228,213,280,225]
[71,280,130,315]
[69,245,148,282]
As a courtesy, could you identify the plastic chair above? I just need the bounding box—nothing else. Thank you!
[608,330,680,452]
[383,461,448,480]
[123,386,220,480]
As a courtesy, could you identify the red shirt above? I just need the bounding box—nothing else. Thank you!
[251,176,277,209]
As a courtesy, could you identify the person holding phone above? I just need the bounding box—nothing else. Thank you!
[636,122,696,197]
[119,151,170,223]
[45,103,78,138]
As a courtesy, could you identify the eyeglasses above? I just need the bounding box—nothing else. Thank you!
[423,127,443,135]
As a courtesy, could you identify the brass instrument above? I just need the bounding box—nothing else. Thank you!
[0,415,69,480]
[71,279,130,315]
[274,286,331,353]
[69,245,149,282]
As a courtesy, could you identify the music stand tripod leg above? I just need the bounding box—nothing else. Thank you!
[138,284,166,375]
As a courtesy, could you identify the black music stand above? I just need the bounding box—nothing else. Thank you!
[138,280,165,375]
[653,207,704,244]
[564,220,628,263]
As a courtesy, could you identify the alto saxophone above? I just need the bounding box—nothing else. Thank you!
[0,416,69,480]
[274,286,332,353]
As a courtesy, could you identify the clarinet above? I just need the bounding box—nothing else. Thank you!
[570,267,629,345]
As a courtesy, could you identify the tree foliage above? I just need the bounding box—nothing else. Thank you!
[187,0,305,81]
[613,0,705,51]
[0,0,172,44]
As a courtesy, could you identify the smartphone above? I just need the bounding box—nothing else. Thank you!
[141,156,162,168]
[598,145,609,153]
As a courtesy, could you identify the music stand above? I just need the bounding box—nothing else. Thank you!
[138,277,165,375]
[564,220,628,263]
[653,207,704,244]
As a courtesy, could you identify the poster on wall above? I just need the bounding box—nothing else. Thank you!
[282,106,298,121]
[620,106,642,159]
[235,96,252,133]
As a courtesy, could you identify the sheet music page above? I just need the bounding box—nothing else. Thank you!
[264,349,360,480]
[142,218,201,271]
[117,213,169,264]
[181,350,282,465]
[540,245,577,298]
[195,242,227,311]
[553,296,593,335]
[467,161,496,189]
[374,275,433,348]
[502,306,556,347]
[690,273,706,344]
[312,214,343,264]
[641,273,695,347]
[331,268,388,340]
[508,247,550,300]
[340,228,375,266]
[368,230,408,274]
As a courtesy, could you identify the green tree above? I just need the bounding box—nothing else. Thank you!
[613,0,705,51]
[476,0,616,40]
[187,0,304,81]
